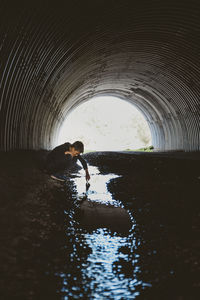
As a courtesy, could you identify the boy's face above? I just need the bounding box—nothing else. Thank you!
[70,146,81,157]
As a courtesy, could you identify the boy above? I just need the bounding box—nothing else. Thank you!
[45,141,90,182]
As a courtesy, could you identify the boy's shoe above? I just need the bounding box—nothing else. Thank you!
[50,174,67,182]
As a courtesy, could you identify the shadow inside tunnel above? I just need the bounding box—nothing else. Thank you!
[75,197,132,233]
[1,150,200,299]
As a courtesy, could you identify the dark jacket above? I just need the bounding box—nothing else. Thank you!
[45,142,87,173]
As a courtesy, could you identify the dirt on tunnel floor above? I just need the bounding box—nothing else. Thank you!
[0,150,200,299]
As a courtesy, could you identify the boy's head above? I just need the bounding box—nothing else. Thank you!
[69,141,84,156]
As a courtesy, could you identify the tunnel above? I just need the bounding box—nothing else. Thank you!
[1,1,200,299]
[0,0,200,152]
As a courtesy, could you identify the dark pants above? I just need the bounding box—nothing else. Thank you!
[45,153,74,175]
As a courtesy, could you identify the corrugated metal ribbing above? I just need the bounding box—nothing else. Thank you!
[0,0,200,151]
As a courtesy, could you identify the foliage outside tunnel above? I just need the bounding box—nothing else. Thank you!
[58,96,152,152]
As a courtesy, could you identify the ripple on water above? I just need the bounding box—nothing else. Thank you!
[61,164,148,299]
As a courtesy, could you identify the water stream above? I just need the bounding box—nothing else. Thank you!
[62,164,146,299]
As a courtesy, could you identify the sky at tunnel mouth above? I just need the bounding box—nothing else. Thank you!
[57,96,152,151]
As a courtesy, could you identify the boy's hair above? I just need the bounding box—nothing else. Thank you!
[71,141,84,153]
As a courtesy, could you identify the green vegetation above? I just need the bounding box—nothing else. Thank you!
[125,146,154,152]
[59,96,152,151]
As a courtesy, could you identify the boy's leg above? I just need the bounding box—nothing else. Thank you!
[50,155,73,182]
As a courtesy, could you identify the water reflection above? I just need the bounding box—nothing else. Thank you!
[84,228,139,299]
[65,165,142,299]
[72,165,121,205]
[72,166,132,232]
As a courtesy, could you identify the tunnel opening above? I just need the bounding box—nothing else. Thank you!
[57,95,152,152]
[1,1,200,298]
[0,0,199,152]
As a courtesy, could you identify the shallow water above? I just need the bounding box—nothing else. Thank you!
[1,152,199,299]
[62,165,149,299]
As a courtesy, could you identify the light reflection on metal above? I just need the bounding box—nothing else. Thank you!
[0,1,200,151]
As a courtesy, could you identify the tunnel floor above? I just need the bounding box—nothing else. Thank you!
[0,150,200,299]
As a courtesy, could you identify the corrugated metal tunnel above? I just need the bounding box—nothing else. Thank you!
[0,0,200,151]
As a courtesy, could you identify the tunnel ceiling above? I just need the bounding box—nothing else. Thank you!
[0,0,200,151]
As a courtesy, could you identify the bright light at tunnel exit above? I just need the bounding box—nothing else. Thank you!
[57,96,152,151]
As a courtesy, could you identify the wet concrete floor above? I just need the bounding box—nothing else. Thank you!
[0,150,200,299]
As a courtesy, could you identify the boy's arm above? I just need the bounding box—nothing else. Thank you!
[77,155,90,181]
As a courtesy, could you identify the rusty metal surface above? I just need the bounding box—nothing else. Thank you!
[0,0,200,151]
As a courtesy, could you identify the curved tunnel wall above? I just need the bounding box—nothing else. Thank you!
[0,0,200,151]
